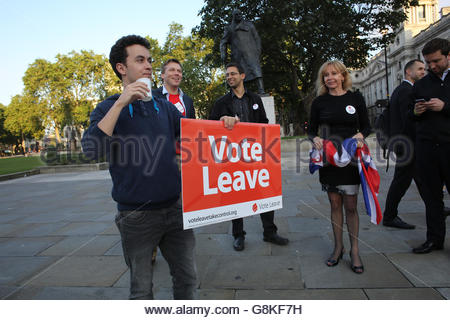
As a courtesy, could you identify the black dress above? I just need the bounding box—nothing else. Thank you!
[307,91,371,186]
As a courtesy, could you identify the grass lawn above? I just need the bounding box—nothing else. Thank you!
[0,156,45,175]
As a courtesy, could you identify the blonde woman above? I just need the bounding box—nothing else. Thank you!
[307,60,371,274]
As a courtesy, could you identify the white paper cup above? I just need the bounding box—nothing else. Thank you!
[136,78,152,101]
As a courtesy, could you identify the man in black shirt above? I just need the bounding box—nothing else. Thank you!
[383,60,425,229]
[411,38,450,254]
[209,62,288,251]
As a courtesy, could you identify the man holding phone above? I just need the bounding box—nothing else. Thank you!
[411,38,450,254]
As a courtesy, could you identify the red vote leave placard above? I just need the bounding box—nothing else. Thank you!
[181,119,282,229]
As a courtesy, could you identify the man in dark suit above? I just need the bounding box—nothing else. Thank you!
[153,58,195,119]
[383,59,426,229]
[411,38,450,254]
[209,62,288,251]
[152,58,195,263]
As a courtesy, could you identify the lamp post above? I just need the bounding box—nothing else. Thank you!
[384,45,389,100]
[381,29,390,101]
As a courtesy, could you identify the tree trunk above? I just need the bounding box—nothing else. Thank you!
[21,132,26,155]
[54,126,61,143]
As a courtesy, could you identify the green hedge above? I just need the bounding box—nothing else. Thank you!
[41,148,105,166]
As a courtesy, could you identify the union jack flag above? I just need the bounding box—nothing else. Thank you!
[309,138,382,224]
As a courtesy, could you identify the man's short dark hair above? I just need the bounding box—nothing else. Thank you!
[109,35,150,80]
[422,38,449,57]
[226,62,245,74]
[161,58,182,74]
[404,59,423,75]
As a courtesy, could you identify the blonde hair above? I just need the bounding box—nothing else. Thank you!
[315,60,352,96]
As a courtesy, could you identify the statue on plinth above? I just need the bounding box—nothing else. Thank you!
[220,9,265,94]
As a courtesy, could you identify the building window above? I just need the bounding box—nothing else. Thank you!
[418,5,426,20]
[399,61,402,70]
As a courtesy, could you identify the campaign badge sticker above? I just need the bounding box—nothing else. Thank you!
[346,105,356,114]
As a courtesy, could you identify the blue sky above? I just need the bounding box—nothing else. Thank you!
[0,0,205,105]
[1,0,449,106]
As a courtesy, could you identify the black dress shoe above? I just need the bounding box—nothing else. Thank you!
[382,217,415,229]
[444,207,450,218]
[263,233,289,245]
[349,252,364,274]
[326,248,344,267]
[412,241,443,254]
[233,236,245,251]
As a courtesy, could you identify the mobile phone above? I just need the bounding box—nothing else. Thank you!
[415,98,426,103]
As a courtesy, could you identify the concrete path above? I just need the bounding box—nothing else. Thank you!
[0,150,449,300]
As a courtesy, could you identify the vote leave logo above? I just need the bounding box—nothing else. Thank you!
[181,119,283,229]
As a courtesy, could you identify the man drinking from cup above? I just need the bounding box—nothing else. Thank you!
[81,35,197,299]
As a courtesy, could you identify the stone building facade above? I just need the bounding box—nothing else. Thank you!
[350,0,449,124]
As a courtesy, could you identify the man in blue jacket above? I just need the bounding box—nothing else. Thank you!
[151,58,195,263]
[81,35,196,299]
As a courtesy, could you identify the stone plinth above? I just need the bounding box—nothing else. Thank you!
[261,95,275,124]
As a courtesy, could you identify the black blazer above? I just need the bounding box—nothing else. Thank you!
[209,90,268,124]
[412,71,450,143]
[389,80,415,139]
[152,86,196,119]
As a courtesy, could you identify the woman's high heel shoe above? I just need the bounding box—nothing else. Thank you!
[349,253,364,274]
[325,248,344,267]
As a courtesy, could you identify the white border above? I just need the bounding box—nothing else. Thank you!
[2,300,447,319]
[183,195,282,229]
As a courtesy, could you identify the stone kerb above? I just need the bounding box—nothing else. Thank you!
[0,163,108,182]
[38,163,108,174]
[0,169,41,182]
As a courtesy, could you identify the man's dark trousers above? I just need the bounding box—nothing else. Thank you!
[232,211,277,238]
[415,140,450,245]
[384,146,425,221]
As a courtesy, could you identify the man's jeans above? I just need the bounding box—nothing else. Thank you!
[115,199,197,299]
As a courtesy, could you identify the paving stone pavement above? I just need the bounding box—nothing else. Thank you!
[0,150,449,300]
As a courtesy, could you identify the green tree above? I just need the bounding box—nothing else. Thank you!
[0,103,18,146]
[196,0,417,133]
[23,58,63,140]
[56,50,120,129]
[23,51,119,141]
[4,95,45,146]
